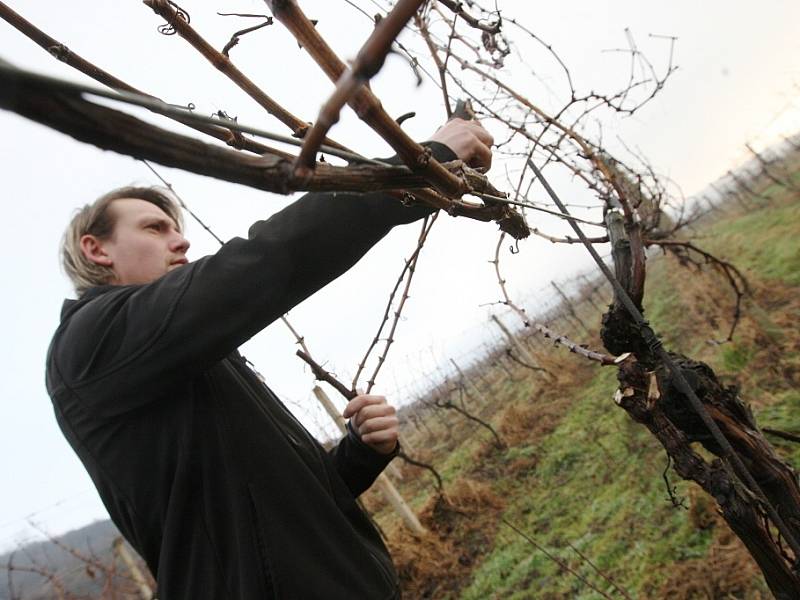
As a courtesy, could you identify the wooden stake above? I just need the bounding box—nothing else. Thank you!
[372,474,426,535]
[112,537,153,600]
[491,314,540,369]
[449,359,489,407]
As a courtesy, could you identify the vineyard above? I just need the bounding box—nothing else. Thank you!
[4,167,799,598]
[355,164,800,599]
[2,0,800,598]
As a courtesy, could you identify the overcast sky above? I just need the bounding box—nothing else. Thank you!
[1,0,798,551]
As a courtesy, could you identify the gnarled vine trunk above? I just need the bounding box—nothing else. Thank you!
[602,203,800,599]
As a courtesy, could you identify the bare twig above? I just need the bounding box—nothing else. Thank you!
[2,560,71,600]
[297,349,356,399]
[763,428,800,445]
[504,348,549,375]
[265,0,469,197]
[414,11,457,118]
[531,228,608,245]
[144,0,345,146]
[0,1,290,157]
[281,315,312,356]
[436,0,501,35]
[396,449,443,493]
[353,215,433,390]
[365,214,438,393]
[435,384,505,449]
[219,16,274,57]
[296,0,427,171]
[647,239,749,343]
[491,233,616,365]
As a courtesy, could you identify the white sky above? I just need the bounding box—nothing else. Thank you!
[1,0,798,551]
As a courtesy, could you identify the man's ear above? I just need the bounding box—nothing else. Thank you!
[79,234,113,268]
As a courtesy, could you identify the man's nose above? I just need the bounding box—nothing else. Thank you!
[171,233,191,254]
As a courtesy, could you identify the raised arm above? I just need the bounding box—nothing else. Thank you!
[52,120,493,417]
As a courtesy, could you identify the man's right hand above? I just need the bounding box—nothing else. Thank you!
[428,118,494,171]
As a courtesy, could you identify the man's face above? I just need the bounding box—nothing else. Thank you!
[86,198,190,286]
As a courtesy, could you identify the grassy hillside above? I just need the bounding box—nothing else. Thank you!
[371,165,800,599]
[5,161,797,599]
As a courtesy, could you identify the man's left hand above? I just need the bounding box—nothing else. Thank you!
[343,394,399,455]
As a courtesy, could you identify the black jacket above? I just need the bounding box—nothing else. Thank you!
[45,143,454,600]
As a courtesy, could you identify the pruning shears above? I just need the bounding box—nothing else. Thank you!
[451,98,476,121]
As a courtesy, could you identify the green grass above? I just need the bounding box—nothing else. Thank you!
[387,173,799,598]
[458,370,713,599]
[703,200,800,285]
[720,341,757,372]
[469,191,797,596]
[753,389,800,469]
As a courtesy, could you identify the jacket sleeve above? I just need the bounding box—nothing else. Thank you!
[328,421,398,497]
[56,143,457,418]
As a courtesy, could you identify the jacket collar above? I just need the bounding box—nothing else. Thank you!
[60,285,117,321]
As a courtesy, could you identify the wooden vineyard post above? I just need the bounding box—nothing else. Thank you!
[449,359,489,409]
[312,383,348,431]
[112,537,153,600]
[491,314,544,373]
[371,474,426,536]
[551,280,590,334]
[414,408,435,436]
[397,426,418,454]
[579,274,604,312]
[312,386,425,535]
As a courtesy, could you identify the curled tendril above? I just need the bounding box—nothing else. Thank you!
[509,240,520,255]
[157,1,190,36]
[167,101,195,112]
[662,454,688,510]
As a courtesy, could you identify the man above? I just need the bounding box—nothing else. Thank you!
[46,118,493,599]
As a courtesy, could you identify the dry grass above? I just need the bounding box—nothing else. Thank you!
[656,509,765,600]
[388,479,506,598]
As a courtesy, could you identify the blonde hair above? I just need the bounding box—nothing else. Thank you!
[62,186,183,295]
